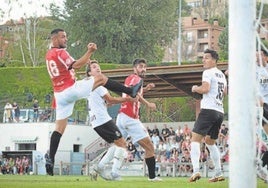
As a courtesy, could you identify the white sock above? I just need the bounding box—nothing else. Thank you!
[112,146,126,174]
[98,145,116,169]
[206,144,221,174]
[190,142,200,173]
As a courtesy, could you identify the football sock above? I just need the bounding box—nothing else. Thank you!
[49,131,62,163]
[190,141,200,173]
[104,78,132,95]
[206,144,221,174]
[98,145,116,169]
[145,156,156,179]
[112,146,126,174]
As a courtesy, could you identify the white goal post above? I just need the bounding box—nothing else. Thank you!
[229,1,257,188]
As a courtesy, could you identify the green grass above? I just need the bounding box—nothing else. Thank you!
[0,175,267,188]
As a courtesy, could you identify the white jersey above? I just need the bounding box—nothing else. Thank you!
[87,85,112,128]
[256,65,268,104]
[200,67,227,113]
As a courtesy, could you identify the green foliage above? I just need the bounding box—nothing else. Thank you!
[0,67,52,109]
[3,17,62,67]
[53,0,180,64]
[218,26,228,61]
[257,2,268,19]
[140,97,196,122]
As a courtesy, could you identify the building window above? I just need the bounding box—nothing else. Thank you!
[198,43,209,52]
[73,144,82,152]
[17,143,36,150]
[202,0,211,6]
[187,45,193,55]
[198,30,208,39]
[186,32,193,41]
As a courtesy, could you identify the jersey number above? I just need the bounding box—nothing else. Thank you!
[216,82,224,100]
[47,60,60,78]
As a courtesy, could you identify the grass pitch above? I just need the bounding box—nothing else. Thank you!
[0,175,267,188]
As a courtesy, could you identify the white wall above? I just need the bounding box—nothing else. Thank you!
[0,123,99,162]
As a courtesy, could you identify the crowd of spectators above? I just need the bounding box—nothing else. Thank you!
[0,155,31,175]
[125,123,229,177]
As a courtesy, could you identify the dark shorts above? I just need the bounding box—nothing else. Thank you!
[263,103,268,126]
[192,109,224,140]
[94,120,123,143]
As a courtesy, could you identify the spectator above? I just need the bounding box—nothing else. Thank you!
[13,102,20,123]
[22,156,30,174]
[33,100,39,122]
[151,132,160,150]
[15,157,23,175]
[169,127,176,138]
[3,102,13,123]
[152,125,160,136]
[218,124,228,146]
[175,125,183,135]
[183,124,191,137]
[147,126,153,137]
[161,124,170,141]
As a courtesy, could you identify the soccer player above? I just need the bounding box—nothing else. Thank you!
[86,60,137,180]
[112,58,162,182]
[189,49,227,183]
[45,28,142,176]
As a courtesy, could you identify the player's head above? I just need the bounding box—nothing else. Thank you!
[202,49,219,69]
[50,28,67,49]
[86,60,101,76]
[204,49,219,62]
[132,58,147,78]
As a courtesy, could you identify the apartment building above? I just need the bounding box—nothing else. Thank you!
[163,16,224,62]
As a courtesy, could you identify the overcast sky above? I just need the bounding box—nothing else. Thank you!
[0,0,64,24]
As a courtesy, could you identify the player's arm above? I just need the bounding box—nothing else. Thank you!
[103,92,137,105]
[138,94,156,110]
[191,81,210,94]
[70,43,97,70]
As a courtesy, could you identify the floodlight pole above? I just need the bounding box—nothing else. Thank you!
[178,0,182,65]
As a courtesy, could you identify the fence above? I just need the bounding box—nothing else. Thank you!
[54,160,229,178]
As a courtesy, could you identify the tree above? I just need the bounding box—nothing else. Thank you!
[51,0,181,64]
[218,25,228,61]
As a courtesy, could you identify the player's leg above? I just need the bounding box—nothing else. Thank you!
[137,137,162,181]
[46,90,76,176]
[189,132,203,182]
[93,74,142,98]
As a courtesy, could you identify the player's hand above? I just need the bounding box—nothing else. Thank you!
[145,83,155,91]
[192,85,198,92]
[87,43,97,53]
[148,102,156,111]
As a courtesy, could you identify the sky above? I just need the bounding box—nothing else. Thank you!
[0,0,64,24]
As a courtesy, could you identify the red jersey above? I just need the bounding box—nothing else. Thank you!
[119,74,143,119]
[46,48,76,92]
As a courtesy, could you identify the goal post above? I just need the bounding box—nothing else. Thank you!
[229,1,256,188]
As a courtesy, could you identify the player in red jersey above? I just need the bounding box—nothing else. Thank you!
[110,58,162,181]
[45,28,142,176]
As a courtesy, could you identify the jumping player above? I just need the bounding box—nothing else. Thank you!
[45,28,142,176]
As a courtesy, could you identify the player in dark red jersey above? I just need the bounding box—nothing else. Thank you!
[45,28,142,176]
[111,58,162,181]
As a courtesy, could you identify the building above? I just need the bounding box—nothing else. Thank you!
[182,17,224,60]
[163,16,224,62]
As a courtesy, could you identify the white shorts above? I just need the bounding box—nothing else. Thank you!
[54,77,94,120]
[116,112,149,144]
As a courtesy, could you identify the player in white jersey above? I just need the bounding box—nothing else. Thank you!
[189,49,227,183]
[86,60,137,181]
